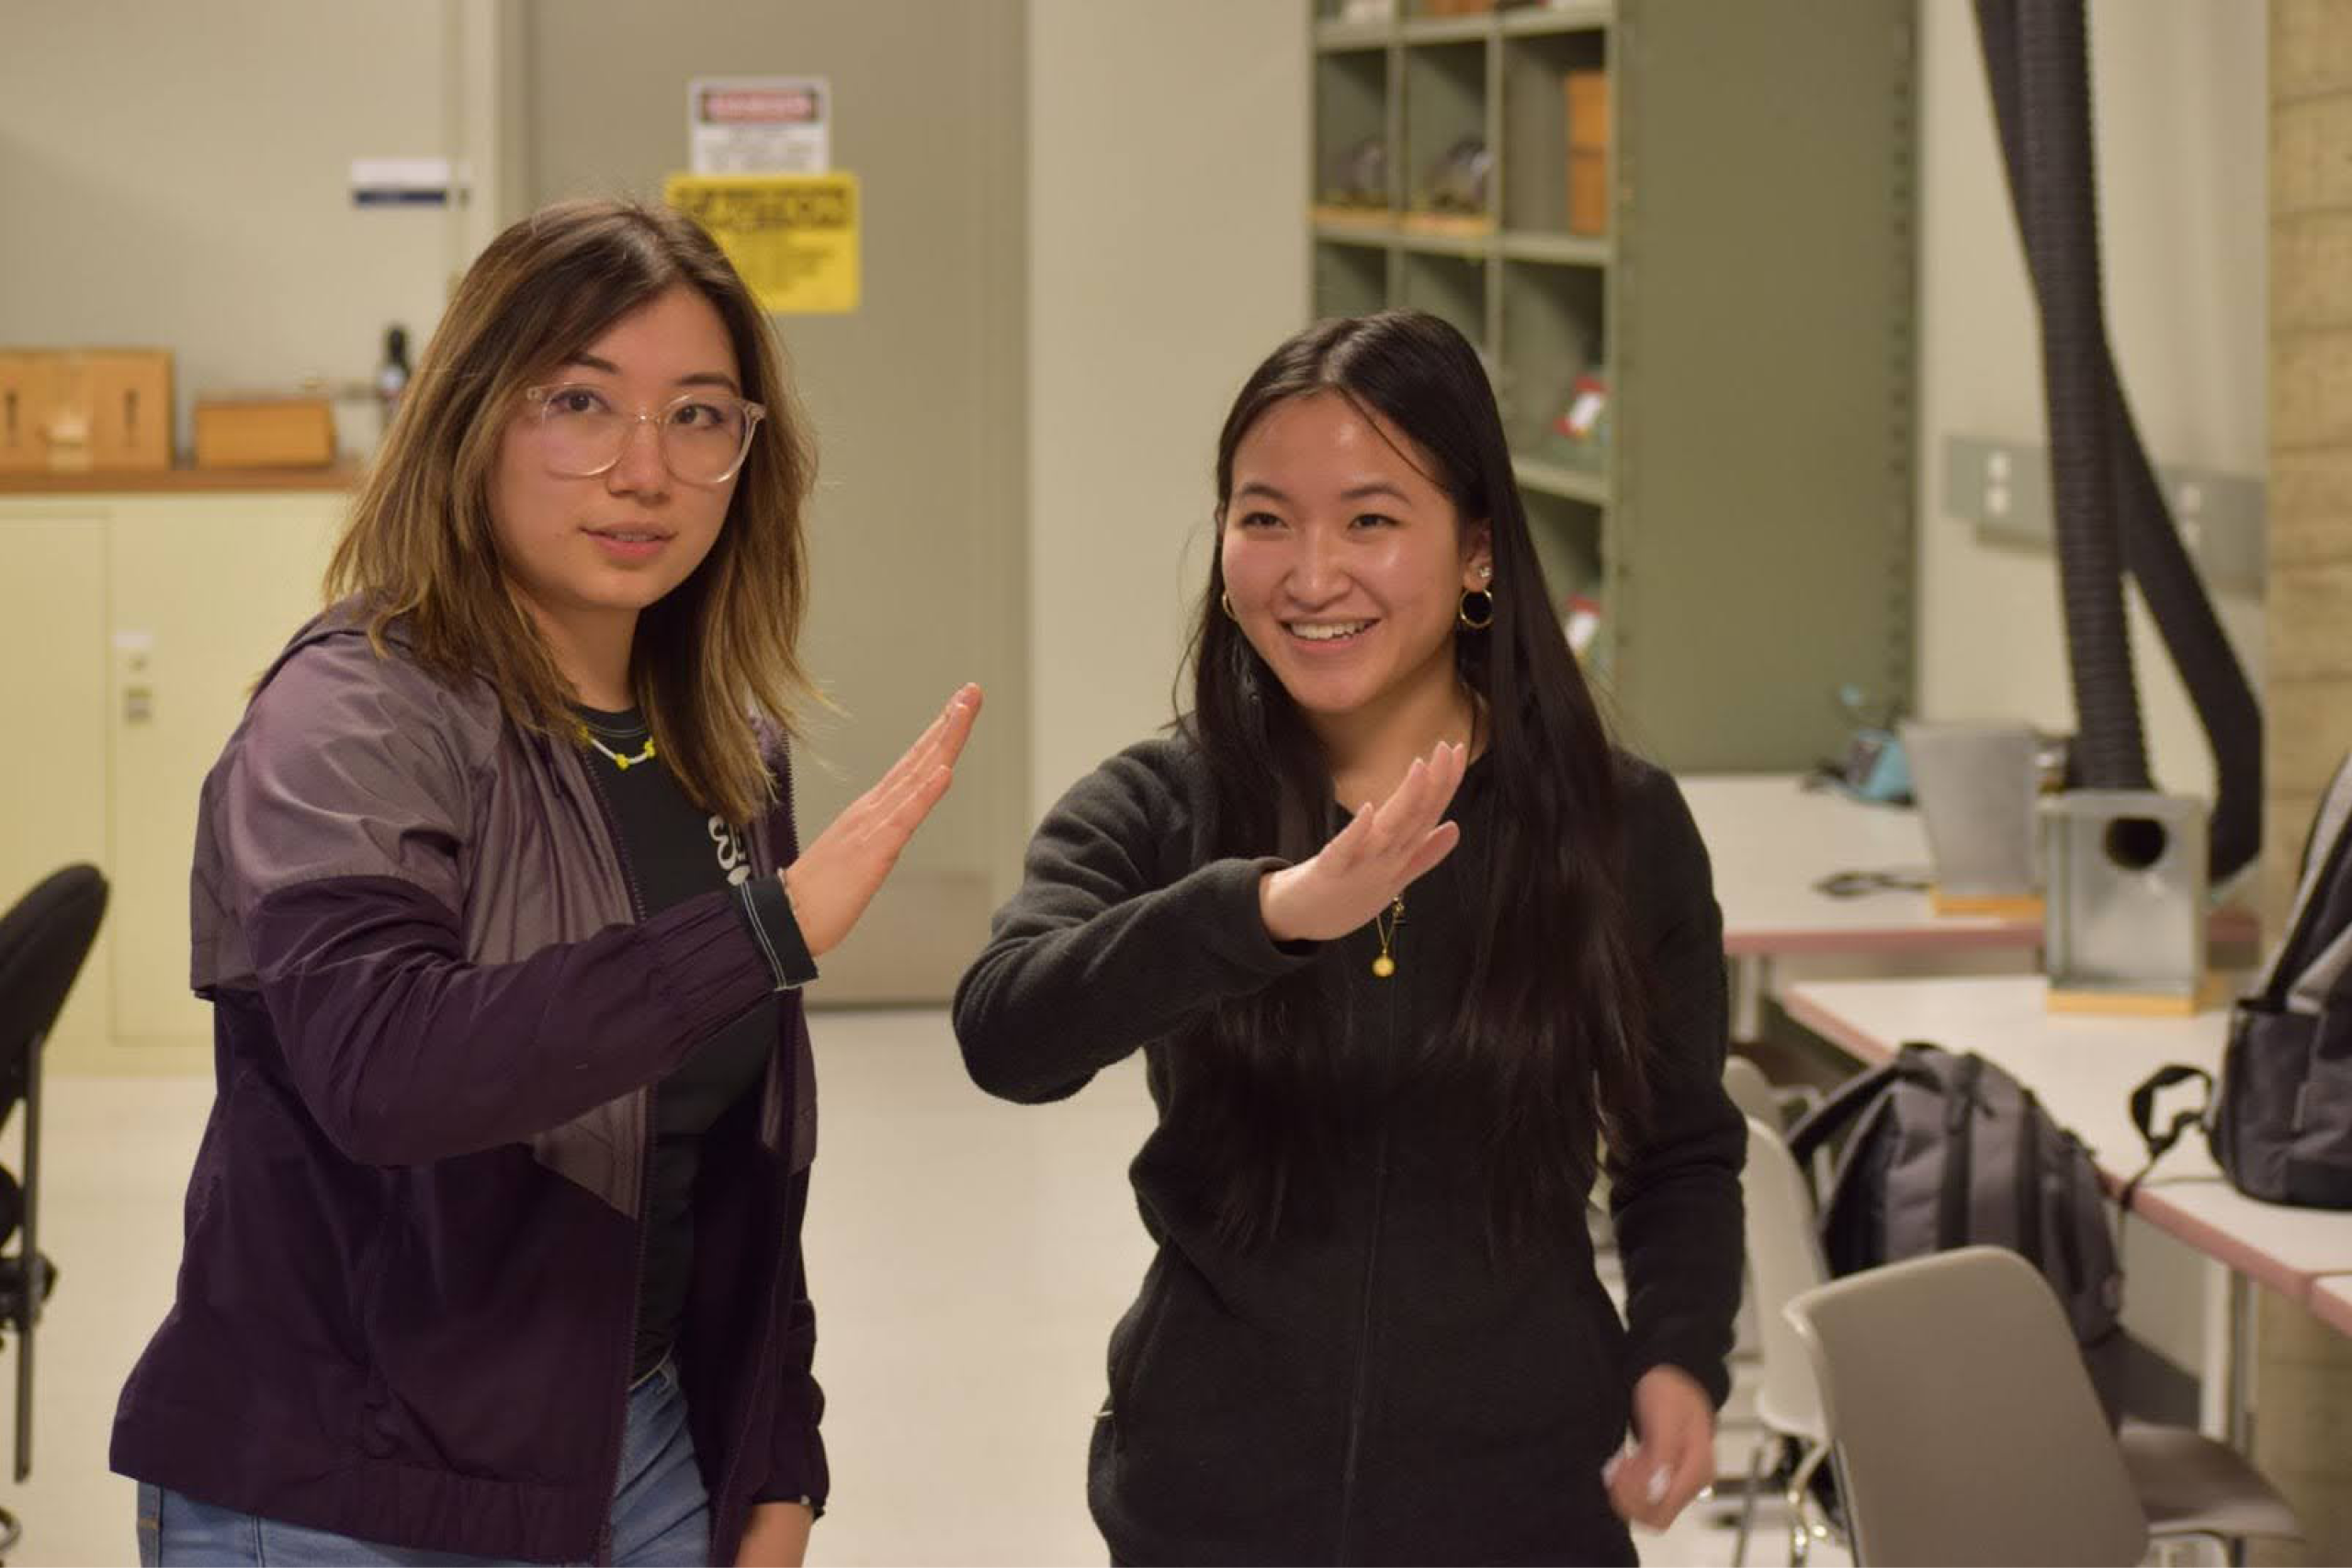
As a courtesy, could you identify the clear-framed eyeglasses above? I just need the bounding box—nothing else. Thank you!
[522,383,766,486]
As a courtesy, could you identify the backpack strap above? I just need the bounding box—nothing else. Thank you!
[1939,1053,1988,1247]
[2119,1063,2214,1212]
[1786,1052,1912,1168]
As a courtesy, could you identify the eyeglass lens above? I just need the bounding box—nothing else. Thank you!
[537,385,755,484]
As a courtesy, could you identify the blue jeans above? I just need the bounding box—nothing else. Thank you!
[136,1359,710,1566]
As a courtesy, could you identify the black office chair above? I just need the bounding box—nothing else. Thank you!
[0,865,107,1555]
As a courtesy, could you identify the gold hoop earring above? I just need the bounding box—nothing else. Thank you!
[1221,592,1237,621]
[1458,587,1495,631]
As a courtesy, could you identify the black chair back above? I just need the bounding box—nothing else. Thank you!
[0,863,107,1509]
[0,864,107,1122]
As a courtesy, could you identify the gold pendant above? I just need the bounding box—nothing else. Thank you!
[1371,954,1396,979]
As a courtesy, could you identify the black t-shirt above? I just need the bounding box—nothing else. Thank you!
[576,705,779,1380]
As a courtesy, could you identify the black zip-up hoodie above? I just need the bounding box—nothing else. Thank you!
[953,736,1744,1567]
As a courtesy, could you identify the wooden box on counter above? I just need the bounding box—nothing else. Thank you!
[0,348,175,473]
[192,396,336,468]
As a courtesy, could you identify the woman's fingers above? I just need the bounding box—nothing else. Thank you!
[1367,757,1431,856]
[849,686,983,837]
[1396,820,1463,886]
[932,684,983,768]
[1369,741,1466,863]
[866,685,983,807]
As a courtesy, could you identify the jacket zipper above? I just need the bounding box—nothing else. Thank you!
[581,758,656,1567]
[1333,1130,1391,1565]
[1333,964,1399,1563]
[707,769,802,1553]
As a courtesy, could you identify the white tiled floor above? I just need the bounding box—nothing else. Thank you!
[3,1010,1836,1566]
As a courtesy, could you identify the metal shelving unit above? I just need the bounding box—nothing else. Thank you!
[1306,0,1916,773]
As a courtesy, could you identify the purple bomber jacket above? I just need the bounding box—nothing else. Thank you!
[109,606,825,1563]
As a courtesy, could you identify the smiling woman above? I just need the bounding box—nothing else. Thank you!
[108,199,981,1568]
[955,310,1744,1566]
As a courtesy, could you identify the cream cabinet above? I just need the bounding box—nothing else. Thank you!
[0,487,349,1071]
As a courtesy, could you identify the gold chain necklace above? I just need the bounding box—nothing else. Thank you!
[576,723,657,771]
[1371,896,1405,978]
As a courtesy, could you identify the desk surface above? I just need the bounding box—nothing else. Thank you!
[1686,773,2256,960]
[1682,774,2038,957]
[1781,974,2352,1313]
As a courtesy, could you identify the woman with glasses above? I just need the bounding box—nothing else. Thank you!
[955,310,1742,1565]
[112,199,978,1566]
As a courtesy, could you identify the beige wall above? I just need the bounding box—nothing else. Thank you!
[0,2,461,457]
[1025,1,1309,818]
[1915,0,2267,814]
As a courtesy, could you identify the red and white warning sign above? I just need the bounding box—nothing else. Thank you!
[689,76,830,175]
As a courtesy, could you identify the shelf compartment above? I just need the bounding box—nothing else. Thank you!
[1394,222,1491,258]
[1401,39,1490,227]
[1502,24,1610,236]
[1499,1,1612,39]
[1400,16,1493,45]
[1512,455,1607,505]
[1313,18,1394,53]
[1312,209,1399,240]
[1398,250,1488,353]
[1497,256,1605,461]
[1315,49,1394,214]
[1315,240,1391,321]
[1518,487,1607,654]
[1317,4,1383,51]
[1498,230,1611,266]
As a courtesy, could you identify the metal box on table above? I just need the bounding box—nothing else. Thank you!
[2042,791,2209,1012]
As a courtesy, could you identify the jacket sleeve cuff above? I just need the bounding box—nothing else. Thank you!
[1625,1336,1734,1411]
[1200,855,1322,971]
[737,874,820,990]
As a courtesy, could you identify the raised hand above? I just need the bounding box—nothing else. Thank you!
[1257,741,1467,945]
[781,685,982,958]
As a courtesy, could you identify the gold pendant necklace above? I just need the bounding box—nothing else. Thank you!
[1371,896,1405,978]
[576,723,657,771]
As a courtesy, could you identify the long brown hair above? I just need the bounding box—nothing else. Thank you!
[326,197,815,823]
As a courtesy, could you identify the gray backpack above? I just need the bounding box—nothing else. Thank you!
[2132,752,2352,1209]
[1788,1043,2127,1421]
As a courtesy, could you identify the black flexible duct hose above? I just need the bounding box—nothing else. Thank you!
[1974,0,2263,884]
[1989,0,2149,792]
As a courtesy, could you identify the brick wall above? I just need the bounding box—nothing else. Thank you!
[2258,4,2352,1561]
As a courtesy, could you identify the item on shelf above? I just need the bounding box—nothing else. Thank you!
[1320,136,1389,211]
[1422,0,1495,14]
[1338,0,1395,19]
[375,324,412,433]
[0,348,174,474]
[1555,372,1607,443]
[1422,134,1492,216]
[193,395,337,469]
[1561,592,1601,660]
[1565,69,1609,235]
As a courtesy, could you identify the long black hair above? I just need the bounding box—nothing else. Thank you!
[1182,310,1655,1247]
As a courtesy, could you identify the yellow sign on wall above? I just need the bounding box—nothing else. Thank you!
[663,172,860,315]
